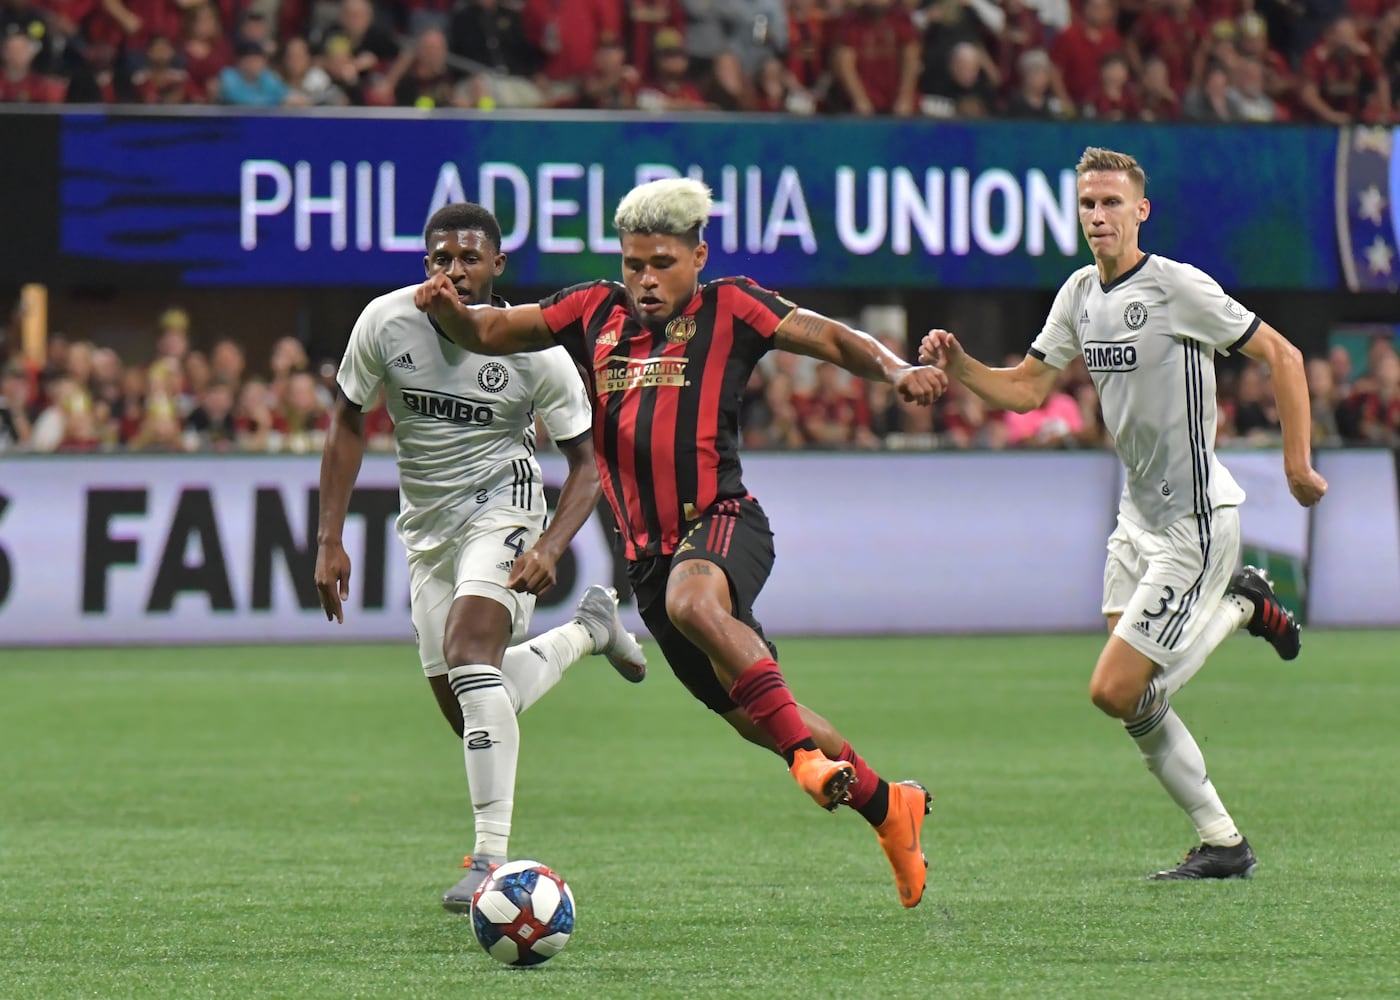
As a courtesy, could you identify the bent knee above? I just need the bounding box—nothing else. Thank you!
[1088,675,1143,719]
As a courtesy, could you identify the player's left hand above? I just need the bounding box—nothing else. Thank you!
[507,547,558,596]
[1286,465,1328,507]
[893,365,948,406]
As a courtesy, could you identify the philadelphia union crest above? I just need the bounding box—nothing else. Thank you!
[477,362,510,392]
[665,316,697,344]
[1123,302,1148,330]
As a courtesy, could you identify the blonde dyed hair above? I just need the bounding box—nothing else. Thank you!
[1076,147,1147,194]
[614,178,713,243]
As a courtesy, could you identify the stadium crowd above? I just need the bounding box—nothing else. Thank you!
[1,300,1397,454]
[0,0,1396,123]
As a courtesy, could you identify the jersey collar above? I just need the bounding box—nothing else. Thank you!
[1099,252,1152,293]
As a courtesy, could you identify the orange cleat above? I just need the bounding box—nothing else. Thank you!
[875,780,933,908]
[788,747,857,811]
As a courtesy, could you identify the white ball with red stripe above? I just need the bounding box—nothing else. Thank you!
[469,860,576,966]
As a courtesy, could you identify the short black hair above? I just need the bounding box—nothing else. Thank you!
[423,203,503,252]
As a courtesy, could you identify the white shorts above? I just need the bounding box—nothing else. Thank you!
[407,505,542,677]
[1102,506,1241,672]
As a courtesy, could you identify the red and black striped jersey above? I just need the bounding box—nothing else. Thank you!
[540,276,795,560]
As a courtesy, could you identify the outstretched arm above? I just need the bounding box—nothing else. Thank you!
[314,391,366,623]
[1239,322,1328,506]
[919,329,1059,413]
[507,434,603,595]
[414,274,556,355]
[775,309,947,404]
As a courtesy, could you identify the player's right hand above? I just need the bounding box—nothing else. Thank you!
[413,272,459,315]
[919,329,966,375]
[1287,466,1328,507]
[314,540,352,624]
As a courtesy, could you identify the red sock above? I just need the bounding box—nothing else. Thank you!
[836,741,891,826]
[728,659,813,759]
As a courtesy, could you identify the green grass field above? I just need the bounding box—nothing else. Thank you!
[3,632,1399,999]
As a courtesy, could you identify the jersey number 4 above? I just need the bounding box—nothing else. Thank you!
[503,527,528,558]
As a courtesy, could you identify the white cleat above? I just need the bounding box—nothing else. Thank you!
[574,585,646,683]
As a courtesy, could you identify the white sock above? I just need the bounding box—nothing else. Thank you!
[1134,594,1252,714]
[499,621,593,714]
[447,663,519,858]
[1126,702,1242,847]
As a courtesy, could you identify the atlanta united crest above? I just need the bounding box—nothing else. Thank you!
[1123,302,1148,330]
[665,316,697,344]
[477,361,510,392]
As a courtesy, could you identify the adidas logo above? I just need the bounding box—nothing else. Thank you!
[1079,310,1090,325]
[389,351,416,371]
[1133,620,1151,635]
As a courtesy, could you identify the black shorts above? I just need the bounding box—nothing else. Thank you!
[626,496,778,713]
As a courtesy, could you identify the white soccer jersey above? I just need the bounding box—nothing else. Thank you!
[338,285,592,552]
[1029,254,1256,530]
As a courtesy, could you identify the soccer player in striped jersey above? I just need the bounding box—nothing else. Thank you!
[315,203,647,912]
[415,178,949,909]
[920,147,1328,880]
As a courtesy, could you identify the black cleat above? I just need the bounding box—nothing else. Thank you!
[1228,566,1301,661]
[1149,839,1258,881]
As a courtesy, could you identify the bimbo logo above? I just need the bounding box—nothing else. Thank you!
[1083,341,1139,372]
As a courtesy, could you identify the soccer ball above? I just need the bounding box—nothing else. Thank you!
[469,860,576,966]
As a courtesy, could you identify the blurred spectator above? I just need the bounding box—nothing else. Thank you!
[1236,10,1296,112]
[1138,52,1181,120]
[1298,14,1391,124]
[272,369,329,452]
[1005,48,1069,118]
[785,0,831,100]
[1182,60,1236,121]
[1351,343,1400,446]
[447,0,542,108]
[921,39,999,118]
[1050,0,1123,106]
[234,376,276,450]
[319,29,368,103]
[280,34,344,105]
[1380,6,1400,106]
[1305,356,1343,448]
[993,0,1051,96]
[318,0,399,75]
[636,26,706,110]
[1232,362,1282,440]
[753,53,816,114]
[626,0,683,78]
[181,2,233,101]
[522,0,622,106]
[0,360,32,450]
[1083,51,1140,120]
[186,378,238,450]
[1,0,53,71]
[795,361,879,448]
[131,35,194,103]
[217,37,288,104]
[579,34,639,109]
[209,336,246,386]
[830,0,920,116]
[1126,0,1205,96]
[701,47,753,110]
[1,30,62,102]
[676,0,789,78]
[1229,54,1284,121]
[390,26,457,107]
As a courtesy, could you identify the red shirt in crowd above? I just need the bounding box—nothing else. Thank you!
[1300,39,1383,119]
[523,0,623,82]
[831,6,918,113]
[1051,20,1123,104]
[1130,7,1207,93]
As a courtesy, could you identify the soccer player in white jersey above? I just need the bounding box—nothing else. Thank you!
[920,147,1328,880]
[314,203,647,911]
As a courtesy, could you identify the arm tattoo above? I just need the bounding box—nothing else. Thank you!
[784,312,827,341]
[671,561,714,582]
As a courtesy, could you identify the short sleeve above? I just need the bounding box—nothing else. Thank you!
[539,281,618,368]
[1027,272,1083,370]
[337,302,385,408]
[533,346,593,446]
[1167,263,1260,355]
[720,277,797,340]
